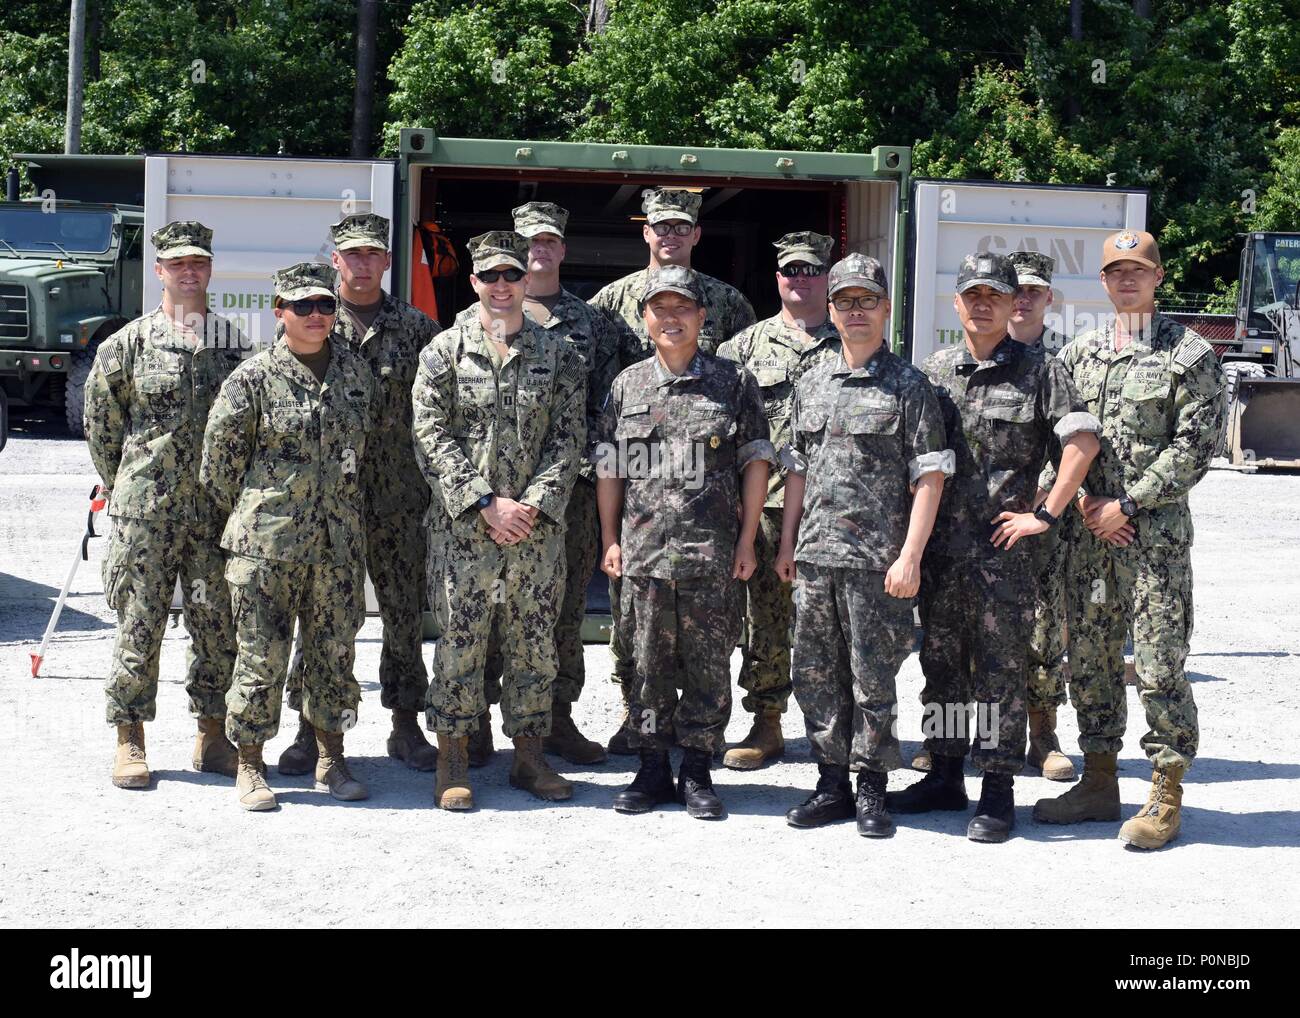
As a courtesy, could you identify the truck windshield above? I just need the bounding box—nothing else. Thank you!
[1254,235,1300,311]
[0,207,114,254]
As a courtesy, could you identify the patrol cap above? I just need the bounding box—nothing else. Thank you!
[330,213,390,251]
[513,201,569,239]
[468,231,530,273]
[828,253,888,297]
[1009,250,1055,288]
[152,221,213,259]
[1101,230,1161,271]
[775,231,835,268]
[642,187,702,225]
[638,264,703,308]
[955,251,1018,295]
[273,261,336,301]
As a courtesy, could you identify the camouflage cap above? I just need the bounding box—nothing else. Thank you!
[775,231,835,268]
[273,261,336,301]
[1009,250,1055,288]
[955,251,1018,295]
[152,220,213,259]
[642,187,702,226]
[512,201,569,239]
[468,231,529,273]
[1101,229,1161,271]
[828,253,888,297]
[638,264,703,308]
[330,213,390,252]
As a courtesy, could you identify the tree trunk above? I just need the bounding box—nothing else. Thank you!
[350,0,379,158]
[87,0,102,81]
[586,0,610,35]
[65,0,86,154]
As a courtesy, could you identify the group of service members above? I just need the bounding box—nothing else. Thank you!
[83,186,1224,849]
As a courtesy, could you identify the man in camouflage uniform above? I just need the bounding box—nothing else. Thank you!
[716,231,842,770]
[1034,230,1225,850]
[590,187,757,753]
[412,231,586,810]
[84,221,246,789]
[276,213,439,777]
[776,254,952,836]
[887,251,1101,843]
[593,265,774,819]
[1010,250,1077,781]
[201,263,375,811]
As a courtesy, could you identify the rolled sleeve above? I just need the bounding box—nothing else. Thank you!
[1054,409,1102,441]
[909,448,955,483]
[781,444,808,477]
[738,437,778,471]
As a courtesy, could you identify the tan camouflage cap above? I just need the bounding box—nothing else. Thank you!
[828,253,888,296]
[1101,229,1161,271]
[1009,250,1055,288]
[639,264,703,308]
[642,187,702,225]
[468,231,529,273]
[512,201,569,239]
[330,213,390,251]
[775,231,835,268]
[956,251,1018,295]
[152,220,213,259]
[273,261,336,301]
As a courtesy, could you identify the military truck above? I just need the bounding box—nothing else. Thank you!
[1,155,146,437]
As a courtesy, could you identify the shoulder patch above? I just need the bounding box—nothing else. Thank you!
[225,379,249,412]
[1173,334,1213,370]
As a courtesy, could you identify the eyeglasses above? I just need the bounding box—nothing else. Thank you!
[284,298,337,316]
[650,222,695,237]
[831,295,882,311]
[476,268,526,283]
[779,264,826,278]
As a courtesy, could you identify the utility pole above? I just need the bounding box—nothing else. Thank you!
[65,0,87,154]
[350,0,379,158]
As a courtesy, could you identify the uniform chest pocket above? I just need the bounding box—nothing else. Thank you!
[843,409,900,436]
[1121,371,1172,435]
[688,403,736,444]
[795,405,829,435]
[615,412,656,442]
[135,372,185,419]
[456,377,496,427]
[979,396,1036,424]
[269,406,312,433]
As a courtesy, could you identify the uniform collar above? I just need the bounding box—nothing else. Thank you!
[957,334,1022,374]
[463,314,544,364]
[832,343,889,378]
[336,289,396,345]
[528,287,583,329]
[271,335,334,391]
[145,305,210,353]
[653,349,704,386]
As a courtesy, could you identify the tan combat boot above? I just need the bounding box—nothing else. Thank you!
[1118,765,1184,850]
[911,748,932,772]
[314,728,369,801]
[723,709,784,770]
[1033,751,1120,824]
[545,700,607,765]
[435,733,473,810]
[510,735,573,801]
[112,722,150,789]
[192,716,238,776]
[468,709,495,767]
[387,709,437,771]
[1026,708,1076,781]
[606,684,637,757]
[236,743,277,811]
[276,714,318,775]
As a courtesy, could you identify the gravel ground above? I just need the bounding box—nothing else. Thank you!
[2,415,1297,928]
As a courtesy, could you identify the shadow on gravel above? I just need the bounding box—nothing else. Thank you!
[1,579,112,640]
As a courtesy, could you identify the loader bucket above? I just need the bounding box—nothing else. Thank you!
[1229,376,1300,468]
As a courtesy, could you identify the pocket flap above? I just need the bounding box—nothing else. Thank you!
[845,409,900,435]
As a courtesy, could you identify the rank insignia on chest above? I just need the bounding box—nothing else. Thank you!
[502,394,515,408]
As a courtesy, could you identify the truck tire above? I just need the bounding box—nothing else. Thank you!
[64,349,95,438]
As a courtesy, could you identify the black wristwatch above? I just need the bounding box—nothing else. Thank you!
[475,493,494,511]
[1033,504,1060,528]
[1118,493,1138,518]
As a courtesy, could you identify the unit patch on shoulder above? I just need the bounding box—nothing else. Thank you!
[1173,335,1213,370]
[225,381,249,412]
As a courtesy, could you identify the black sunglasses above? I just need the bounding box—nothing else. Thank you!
[831,295,883,311]
[283,297,337,316]
[476,268,526,283]
[650,222,695,237]
[779,264,826,277]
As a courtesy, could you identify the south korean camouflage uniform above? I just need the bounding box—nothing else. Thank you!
[919,253,1100,774]
[589,188,758,695]
[1047,301,1224,770]
[786,254,953,772]
[201,262,376,745]
[591,266,776,752]
[84,221,246,726]
[412,231,586,739]
[717,231,842,718]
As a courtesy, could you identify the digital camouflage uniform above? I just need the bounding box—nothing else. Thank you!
[920,328,1099,775]
[592,342,775,754]
[412,304,586,739]
[86,292,247,725]
[786,343,952,772]
[201,265,376,746]
[589,188,757,692]
[1048,313,1224,770]
[717,231,841,716]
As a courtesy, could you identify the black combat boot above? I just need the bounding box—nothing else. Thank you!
[612,748,675,814]
[677,747,725,819]
[967,772,1016,843]
[785,763,854,828]
[855,769,895,838]
[886,753,969,813]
